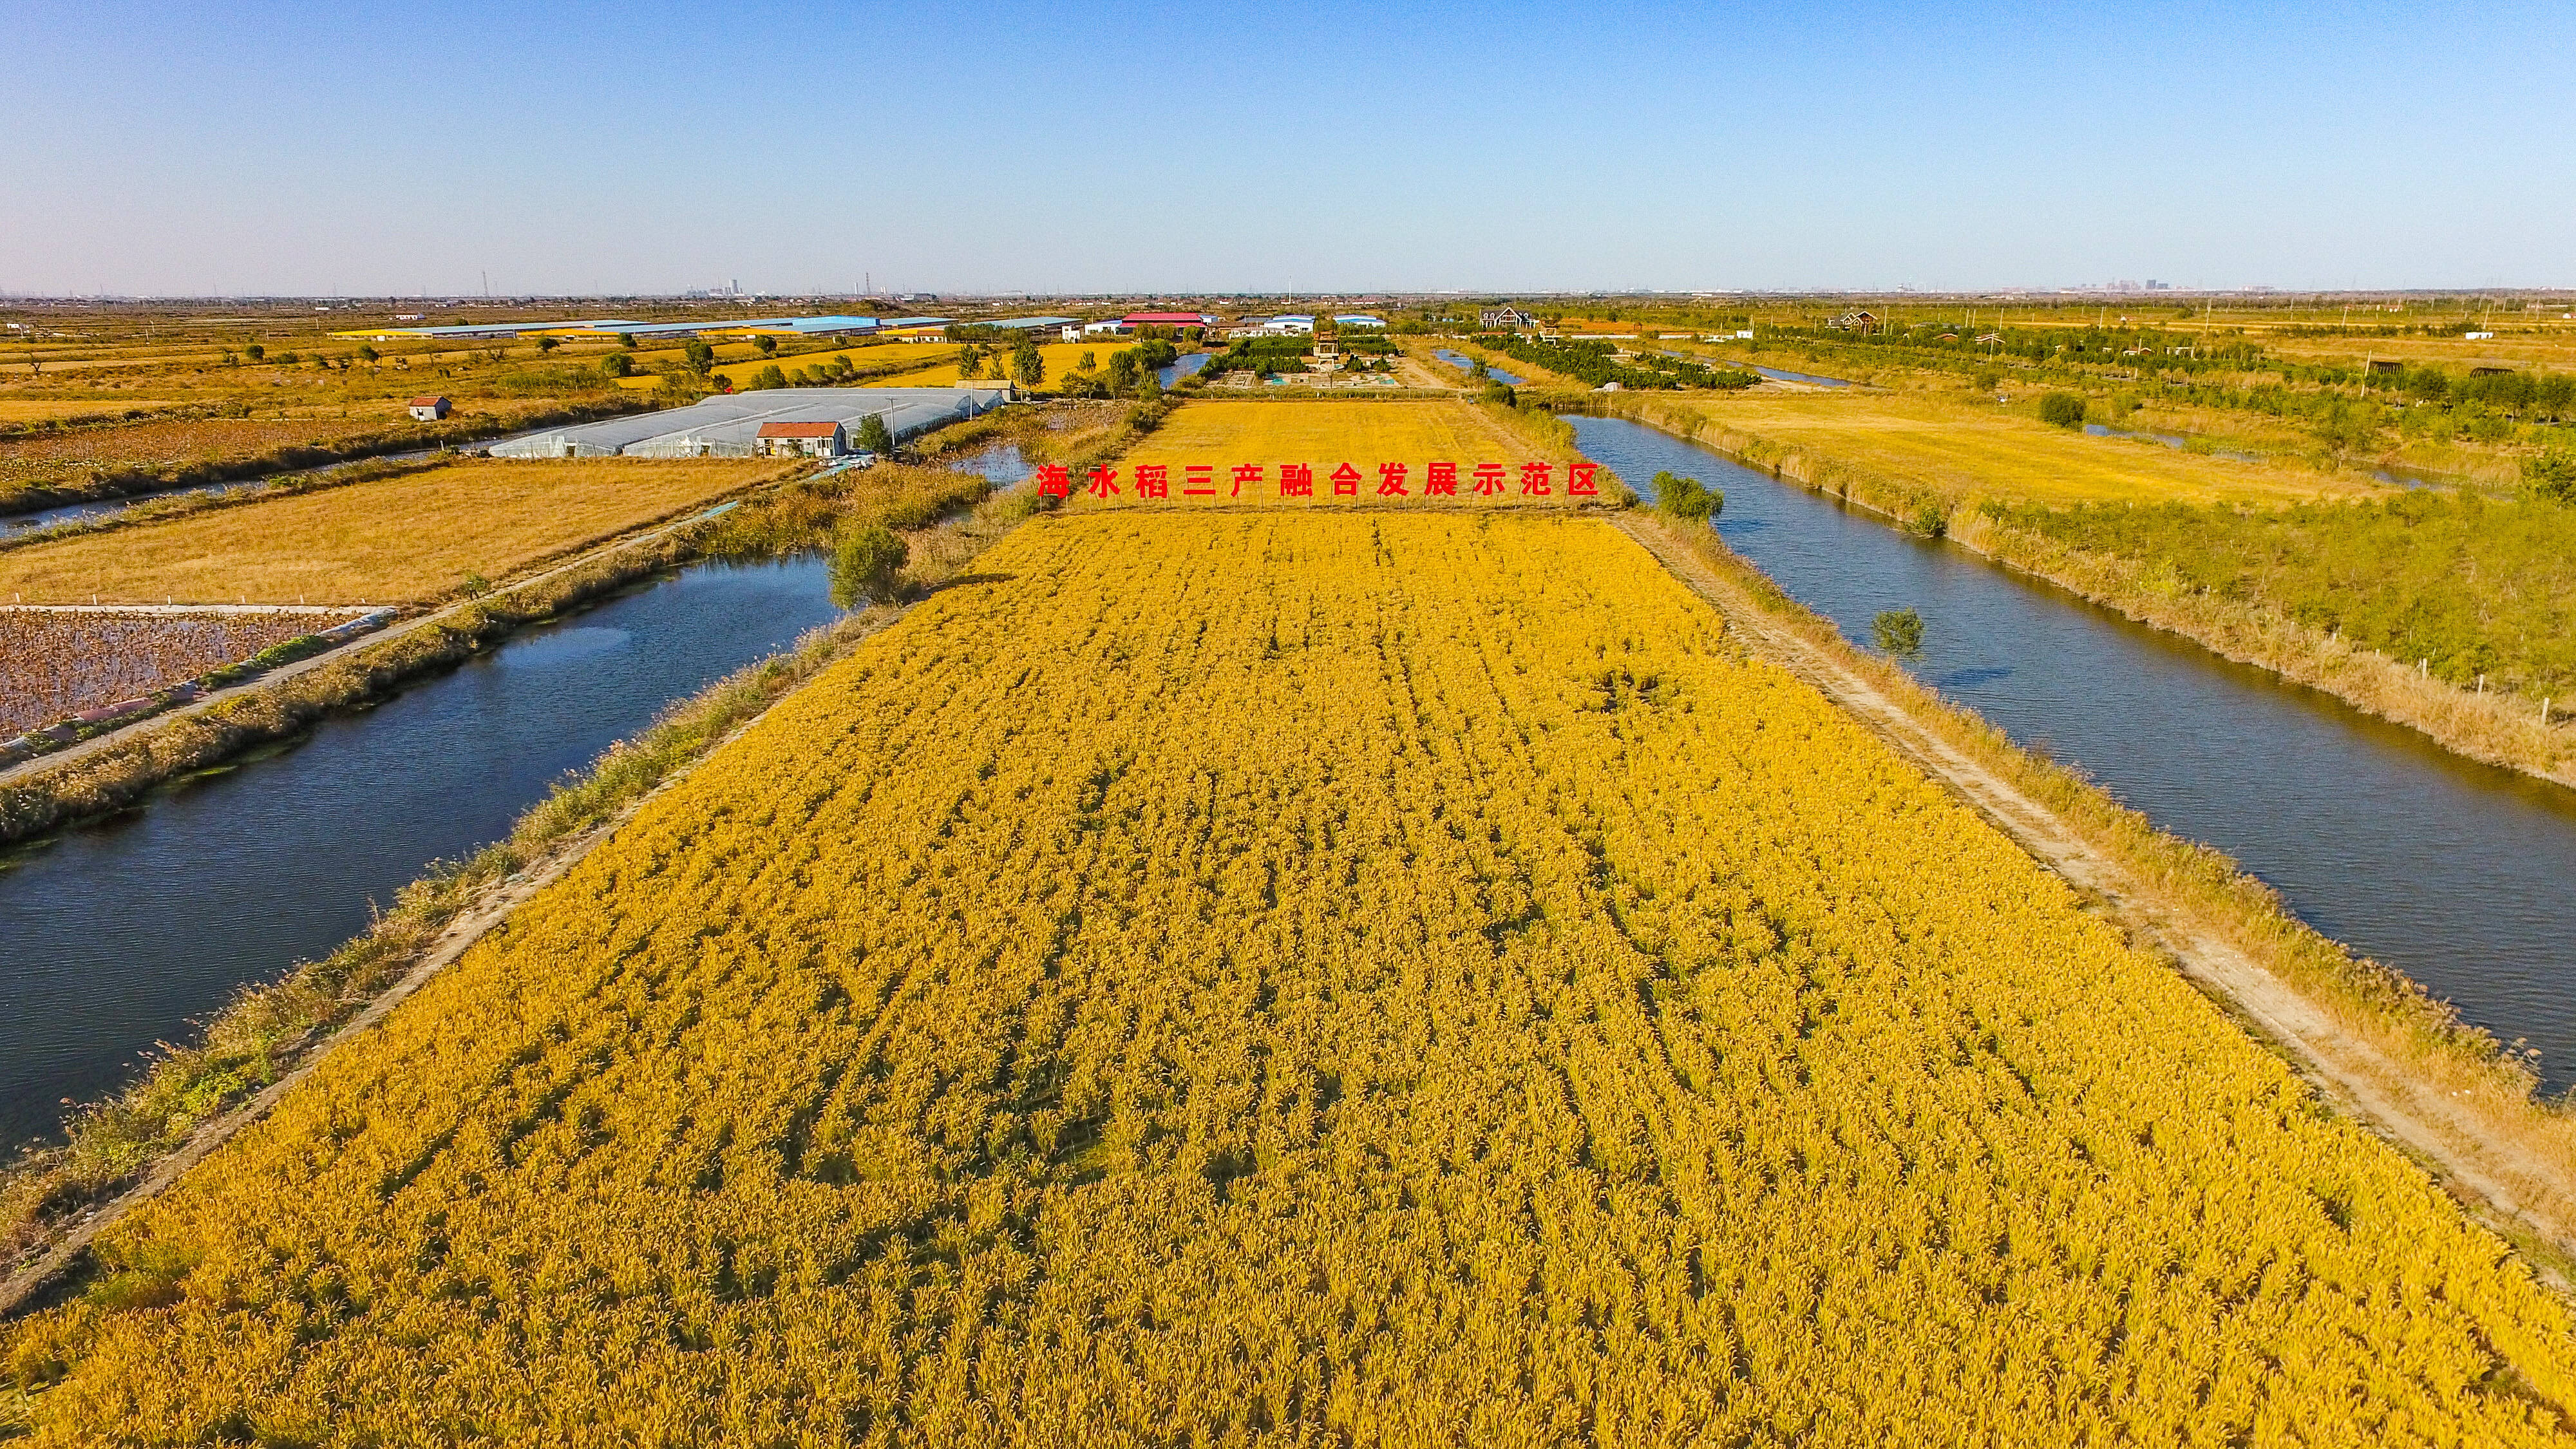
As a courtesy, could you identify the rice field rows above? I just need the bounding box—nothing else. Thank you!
[0,457,788,605]
[0,609,331,736]
[8,511,2571,1443]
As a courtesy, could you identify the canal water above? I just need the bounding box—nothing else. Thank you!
[1433,350,1526,386]
[0,450,1028,1153]
[1571,415,2576,1092]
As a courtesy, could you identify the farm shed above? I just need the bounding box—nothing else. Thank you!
[408,396,451,421]
[489,388,1005,460]
[755,420,848,458]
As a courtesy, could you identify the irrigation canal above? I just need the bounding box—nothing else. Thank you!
[0,446,1032,1153]
[1572,415,2576,1094]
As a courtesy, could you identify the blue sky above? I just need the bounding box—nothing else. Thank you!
[1,1,2566,296]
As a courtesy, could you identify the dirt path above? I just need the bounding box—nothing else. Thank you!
[1615,513,2576,1269]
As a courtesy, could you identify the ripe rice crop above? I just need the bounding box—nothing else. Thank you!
[0,458,787,605]
[857,342,1108,388]
[8,511,2571,1443]
[0,609,330,736]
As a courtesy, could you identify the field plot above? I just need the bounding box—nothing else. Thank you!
[0,413,422,500]
[1649,391,2387,507]
[711,346,957,389]
[0,609,334,735]
[1094,399,1593,505]
[858,342,1105,388]
[0,399,180,428]
[0,458,786,605]
[11,511,2573,1443]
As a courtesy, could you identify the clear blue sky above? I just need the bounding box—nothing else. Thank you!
[1,0,2566,296]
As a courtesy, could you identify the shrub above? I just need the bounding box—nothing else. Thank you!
[2039,392,2088,429]
[1872,606,1925,656]
[829,522,907,608]
[855,414,893,458]
[2524,450,2576,505]
[1651,469,1719,521]
[600,352,634,379]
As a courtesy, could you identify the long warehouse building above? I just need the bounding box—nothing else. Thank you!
[489,388,1008,459]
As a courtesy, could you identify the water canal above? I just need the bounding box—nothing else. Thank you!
[1570,415,2576,1093]
[0,449,1030,1152]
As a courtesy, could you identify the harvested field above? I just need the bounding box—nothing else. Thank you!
[0,458,788,605]
[0,610,339,737]
[0,401,180,428]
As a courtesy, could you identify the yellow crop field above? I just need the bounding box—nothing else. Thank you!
[1646,392,2386,507]
[710,346,956,388]
[0,458,785,605]
[0,399,178,424]
[8,510,2572,1442]
[1079,399,1598,506]
[860,341,1112,388]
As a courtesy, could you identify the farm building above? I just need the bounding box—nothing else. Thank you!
[1332,314,1387,328]
[408,396,451,421]
[1479,308,1534,328]
[488,388,1005,460]
[754,420,849,458]
[1121,312,1216,331]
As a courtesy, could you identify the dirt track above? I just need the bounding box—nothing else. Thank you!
[1615,513,2576,1271]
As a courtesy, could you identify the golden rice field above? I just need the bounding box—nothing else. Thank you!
[7,510,2571,1443]
[0,458,785,605]
[1084,399,1595,506]
[712,346,958,389]
[1640,391,2389,507]
[0,399,179,426]
[860,342,1113,389]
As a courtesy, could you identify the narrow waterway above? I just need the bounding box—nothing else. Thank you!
[0,448,1030,1153]
[1571,415,2576,1092]
[1433,350,1525,385]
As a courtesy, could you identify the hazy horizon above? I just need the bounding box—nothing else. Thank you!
[3,0,2568,297]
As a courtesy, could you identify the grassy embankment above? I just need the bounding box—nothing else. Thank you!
[0,466,1034,1286]
[7,505,2575,1438]
[1606,392,2576,784]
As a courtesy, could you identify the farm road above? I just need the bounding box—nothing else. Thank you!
[1615,511,2576,1269]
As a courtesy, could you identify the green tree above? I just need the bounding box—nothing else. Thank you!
[755,335,779,355]
[748,363,788,390]
[684,340,715,372]
[355,345,379,365]
[536,336,560,354]
[243,343,265,362]
[1012,337,1045,387]
[617,332,638,349]
[600,351,635,379]
[1106,351,1141,395]
[2038,392,2087,428]
[829,522,908,609]
[856,413,893,457]
[1872,607,1925,657]
[958,345,985,381]
[1078,350,1097,372]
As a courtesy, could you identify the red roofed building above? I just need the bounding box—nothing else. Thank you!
[408,395,451,421]
[755,419,849,458]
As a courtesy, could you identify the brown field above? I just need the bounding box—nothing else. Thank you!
[0,458,788,605]
[0,609,338,736]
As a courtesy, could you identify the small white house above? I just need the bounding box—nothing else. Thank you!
[755,420,849,458]
[408,395,452,422]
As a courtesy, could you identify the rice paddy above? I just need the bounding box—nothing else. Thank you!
[0,458,788,605]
